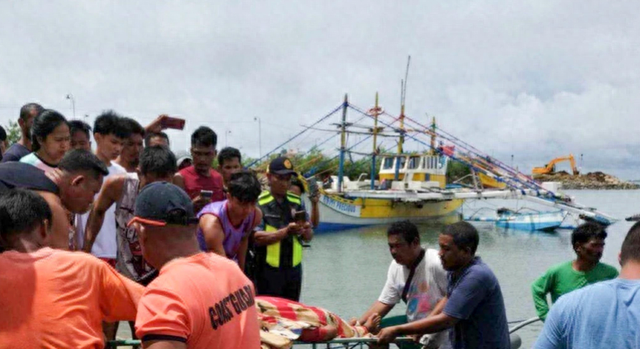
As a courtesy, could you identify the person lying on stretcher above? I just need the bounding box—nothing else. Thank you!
[256,296,381,347]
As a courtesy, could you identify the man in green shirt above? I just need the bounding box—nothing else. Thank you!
[532,222,618,320]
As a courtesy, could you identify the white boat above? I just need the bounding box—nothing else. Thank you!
[467,208,568,232]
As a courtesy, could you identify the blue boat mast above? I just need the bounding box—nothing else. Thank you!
[338,94,348,193]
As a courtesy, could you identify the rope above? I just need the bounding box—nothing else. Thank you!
[348,104,539,193]
[366,106,553,196]
[246,103,344,168]
[397,112,551,194]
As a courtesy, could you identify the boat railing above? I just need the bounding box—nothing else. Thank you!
[355,173,368,183]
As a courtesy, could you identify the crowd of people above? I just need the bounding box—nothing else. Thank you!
[0,103,639,349]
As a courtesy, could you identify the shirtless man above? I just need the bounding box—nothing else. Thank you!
[0,149,108,250]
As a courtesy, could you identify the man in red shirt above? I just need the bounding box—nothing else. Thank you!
[174,126,225,213]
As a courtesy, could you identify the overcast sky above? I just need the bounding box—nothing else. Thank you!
[1,1,639,178]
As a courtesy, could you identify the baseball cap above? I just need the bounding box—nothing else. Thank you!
[127,181,199,227]
[268,156,297,176]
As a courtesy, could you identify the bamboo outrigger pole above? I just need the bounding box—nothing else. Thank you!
[430,116,436,155]
[394,56,410,181]
[394,101,404,181]
[370,93,380,189]
[338,94,348,193]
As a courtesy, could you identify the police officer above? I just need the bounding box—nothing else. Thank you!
[253,157,313,301]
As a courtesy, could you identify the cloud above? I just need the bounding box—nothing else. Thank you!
[1,1,638,177]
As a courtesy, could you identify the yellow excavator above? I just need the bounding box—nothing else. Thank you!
[532,154,580,176]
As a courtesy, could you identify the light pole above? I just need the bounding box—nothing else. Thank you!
[225,130,231,147]
[65,94,76,119]
[254,117,262,159]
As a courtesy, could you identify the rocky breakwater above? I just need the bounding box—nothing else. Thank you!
[534,171,640,190]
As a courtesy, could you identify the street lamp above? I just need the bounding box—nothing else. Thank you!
[65,94,76,119]
[254,117,262,159]
[225,130,231,147]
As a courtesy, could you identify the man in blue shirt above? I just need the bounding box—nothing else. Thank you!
[377,221,510,349]
[534,222,640,349]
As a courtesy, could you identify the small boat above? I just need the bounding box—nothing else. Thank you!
[495,208,567,231]
[467,208,567,231]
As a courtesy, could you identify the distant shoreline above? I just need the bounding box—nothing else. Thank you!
[534,172,640,190]
[561,183,640,190]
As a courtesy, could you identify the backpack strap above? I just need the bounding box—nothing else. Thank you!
[402,248,426,304]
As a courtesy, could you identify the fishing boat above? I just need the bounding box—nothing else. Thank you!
[313,153,464,232]
[248,92,619,233]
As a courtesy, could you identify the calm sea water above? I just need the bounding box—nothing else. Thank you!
[117,190,639,348]
[300,189,640,348]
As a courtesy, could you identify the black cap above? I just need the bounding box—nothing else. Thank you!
[268,156,297,176]
[128,181,198,227]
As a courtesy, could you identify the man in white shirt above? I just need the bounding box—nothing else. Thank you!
[77,111,130,341]
[352,220,450,348]
[81,111,130,259]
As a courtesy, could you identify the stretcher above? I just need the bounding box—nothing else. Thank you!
[106,337,416,348]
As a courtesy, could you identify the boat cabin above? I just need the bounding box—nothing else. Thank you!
[325,154,449,192]
[378,154,448,188]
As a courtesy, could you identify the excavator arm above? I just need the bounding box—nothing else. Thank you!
[532,155,579,175]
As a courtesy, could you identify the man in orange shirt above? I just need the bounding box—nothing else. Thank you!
[0,189,144,349]
[130,182,260,349]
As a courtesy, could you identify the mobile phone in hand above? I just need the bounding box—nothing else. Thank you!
[161,116,186,130]
[307,178,319,198]
[200,190,213,199]
[294,210,307,223]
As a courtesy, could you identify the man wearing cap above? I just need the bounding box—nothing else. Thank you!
[253,157,313,301]
[130,182,260,349]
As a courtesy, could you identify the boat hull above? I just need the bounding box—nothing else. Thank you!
[311,193,464,232]
[495,211,566,231]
